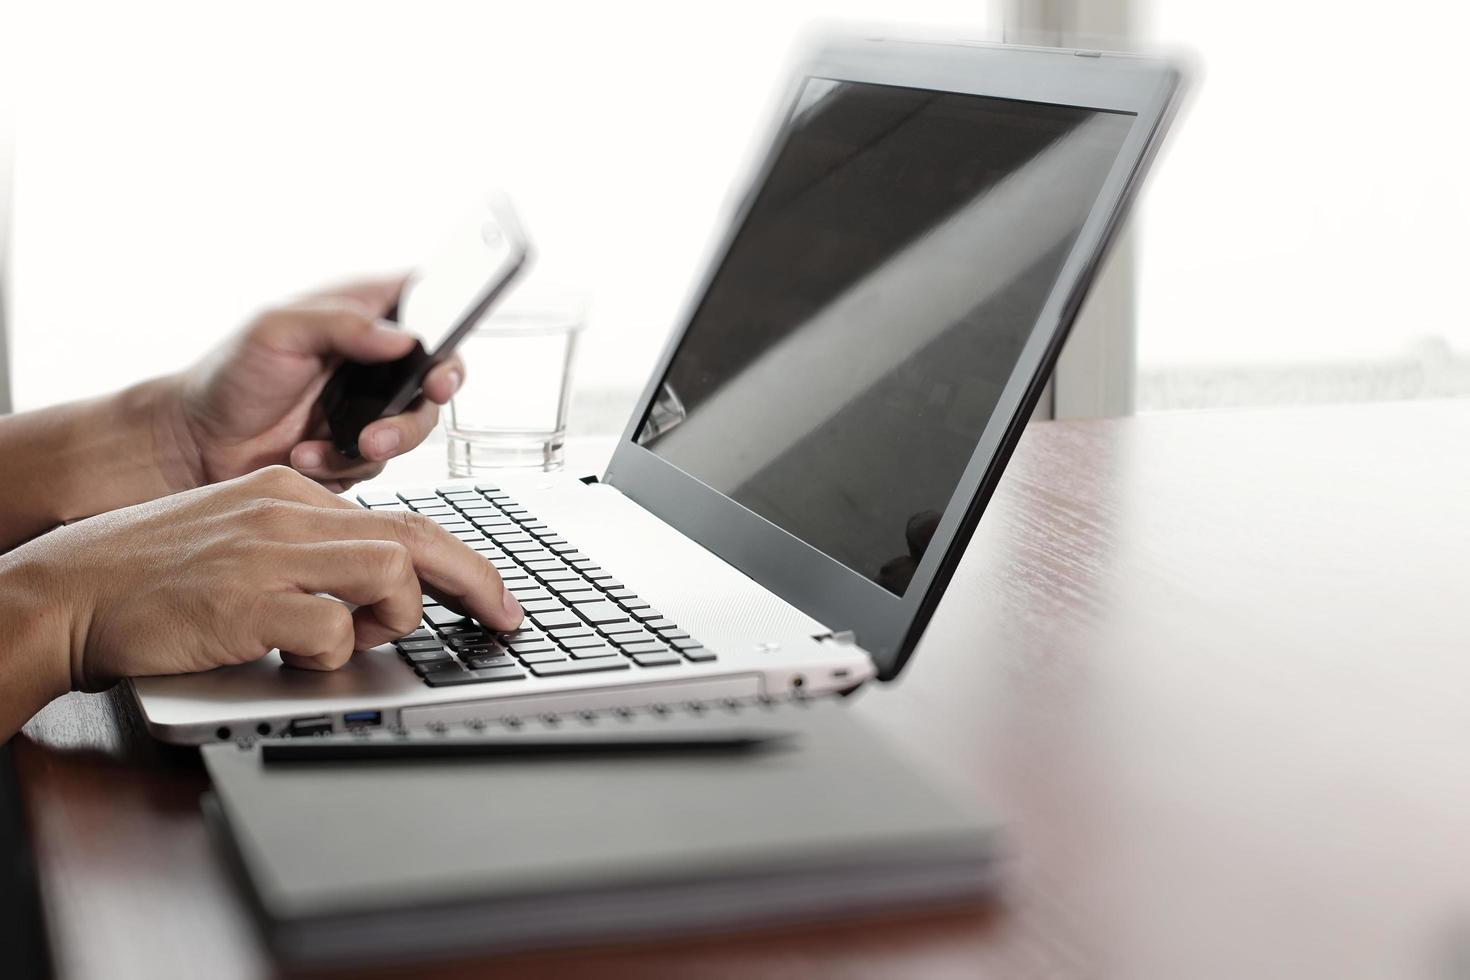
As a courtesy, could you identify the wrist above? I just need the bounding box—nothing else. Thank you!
[0,546,81,727]
[136,374,207,494]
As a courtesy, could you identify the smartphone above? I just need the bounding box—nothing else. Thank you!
[319,197,532,458]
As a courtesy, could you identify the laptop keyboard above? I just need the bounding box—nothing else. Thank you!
[355,483,717,688]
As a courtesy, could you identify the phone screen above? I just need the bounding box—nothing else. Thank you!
[397,199,527,354]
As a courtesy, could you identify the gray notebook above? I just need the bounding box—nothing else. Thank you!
[202,699,1000,968]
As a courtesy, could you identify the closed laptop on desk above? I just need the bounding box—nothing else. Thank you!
[203,701,998,967]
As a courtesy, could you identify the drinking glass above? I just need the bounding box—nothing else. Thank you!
[446,292,586,474]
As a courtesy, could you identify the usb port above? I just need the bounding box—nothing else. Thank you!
[343,710,382,728]
[286,716,333,737]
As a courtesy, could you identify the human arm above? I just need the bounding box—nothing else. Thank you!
[0,466,521,743]
[0,276,462,550]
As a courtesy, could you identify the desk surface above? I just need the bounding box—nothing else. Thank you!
[16,400,1470,979]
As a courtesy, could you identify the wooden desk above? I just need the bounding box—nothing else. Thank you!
[16,401,1470,979]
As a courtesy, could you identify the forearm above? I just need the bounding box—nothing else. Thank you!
[0,552,73,743]
[0,376,200,550]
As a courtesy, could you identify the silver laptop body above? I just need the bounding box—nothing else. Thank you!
[133,36,1183,744]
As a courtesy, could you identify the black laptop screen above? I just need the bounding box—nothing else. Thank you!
[634,79,1134,595]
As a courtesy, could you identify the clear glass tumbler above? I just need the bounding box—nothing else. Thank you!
[446,293,586,474]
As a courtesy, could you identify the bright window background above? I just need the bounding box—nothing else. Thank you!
[9,1,993,425]
[1137,1,1470,408]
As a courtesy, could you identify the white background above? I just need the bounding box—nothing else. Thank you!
[10,1,1467,413]
[7,1,996,412]
[1138,0,1470,368]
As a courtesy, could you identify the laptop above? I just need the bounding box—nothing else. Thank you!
[132,36,1184,744]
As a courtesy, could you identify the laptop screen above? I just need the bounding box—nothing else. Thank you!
[635,78,1135,596]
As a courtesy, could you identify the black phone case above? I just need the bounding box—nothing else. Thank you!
[319,338,432,459]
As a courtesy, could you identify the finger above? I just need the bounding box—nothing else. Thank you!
[288,440,387,483]
[272,508,521,631]
[300,274,409,319]
[358,396,440,462]
[257,593,358,671]
[255,302,417,362]
[422,356,465,404]
[281,540,424,649]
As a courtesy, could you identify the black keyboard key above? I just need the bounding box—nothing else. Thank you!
[402,648,452,664]
[529,610,581,630]
[527,658,631,678]
[463,653,517,670]
[576,601,630,625]
[414,658,462,676]
[682,648,718,663]
[435,622,482,636]
[425,665,527,686]
[424,606,469,628]
[397,628,436,643]
[517,650,568,665]
[400,639,448,656]
[444,635,493,650]
[619,641,670,656]
[631,652,682,667]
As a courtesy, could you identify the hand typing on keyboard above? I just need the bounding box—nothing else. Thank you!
[0,274,486,744]
[0,467,521,740]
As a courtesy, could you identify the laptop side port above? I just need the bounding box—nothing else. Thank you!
[343,710,382,728]
[286,716,333,737]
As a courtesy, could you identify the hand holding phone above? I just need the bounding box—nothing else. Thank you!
[319,198,532,458]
